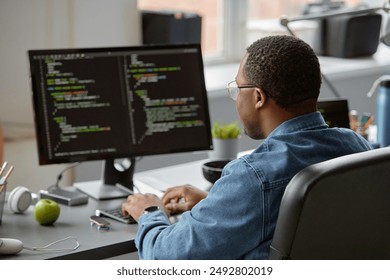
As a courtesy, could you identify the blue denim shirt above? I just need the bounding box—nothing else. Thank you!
[135,112,372,259]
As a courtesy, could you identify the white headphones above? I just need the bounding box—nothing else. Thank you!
[8,186,32,214]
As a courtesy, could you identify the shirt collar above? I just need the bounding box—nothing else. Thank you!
[267,111,328,138]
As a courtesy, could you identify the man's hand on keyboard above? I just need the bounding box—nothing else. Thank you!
[121,193,165,222]
[162,184,208,215]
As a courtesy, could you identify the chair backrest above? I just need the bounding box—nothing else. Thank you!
[269,147,390,260]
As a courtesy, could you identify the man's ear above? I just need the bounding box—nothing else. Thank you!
[255,88,267,109]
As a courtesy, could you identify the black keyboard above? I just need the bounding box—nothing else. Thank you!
[96,207,136,224]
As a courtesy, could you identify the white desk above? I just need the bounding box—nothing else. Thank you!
[134,159,212,193]
[0,159,211,260]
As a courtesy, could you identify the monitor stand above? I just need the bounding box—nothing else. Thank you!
[74,158,136,200]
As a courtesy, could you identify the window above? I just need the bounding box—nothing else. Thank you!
[138,0,380,65]
[248,0,362,20]
[138,0,224,59]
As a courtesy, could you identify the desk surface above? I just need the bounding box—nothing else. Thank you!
[0,196,137,260]
[0,159,211,260]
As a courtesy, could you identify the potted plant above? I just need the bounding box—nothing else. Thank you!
[208,121,242,160]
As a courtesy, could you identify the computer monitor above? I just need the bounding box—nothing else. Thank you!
[28,44,212,199]
[317,98,350,128]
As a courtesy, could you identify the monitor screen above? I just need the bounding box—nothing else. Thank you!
[28,44,212,199]
[317,98,350,129]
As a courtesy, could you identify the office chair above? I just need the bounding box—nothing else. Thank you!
[269,147,390,260]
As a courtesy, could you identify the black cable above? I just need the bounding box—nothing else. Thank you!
[321,73,342,98]
[49,162,82,191]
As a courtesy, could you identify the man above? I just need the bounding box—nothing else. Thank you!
[122,35,372,259]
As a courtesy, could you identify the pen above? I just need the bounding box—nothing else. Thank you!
[0,161,8,177]
[0,165,14,192]
[349,110,358,131]
[360,112,371,127]
[358,112,372,136]
[363,115,375,131]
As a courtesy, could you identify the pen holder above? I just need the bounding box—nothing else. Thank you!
[0,181,6,225]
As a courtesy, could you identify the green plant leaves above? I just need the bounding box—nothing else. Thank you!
[211,121,241,139]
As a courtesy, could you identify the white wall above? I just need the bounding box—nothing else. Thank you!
[0,0,141,126]
[1,0,141,193]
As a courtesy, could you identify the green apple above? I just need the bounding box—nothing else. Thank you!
[34,199,60,225]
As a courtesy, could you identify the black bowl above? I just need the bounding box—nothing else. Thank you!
[202,160,230,184]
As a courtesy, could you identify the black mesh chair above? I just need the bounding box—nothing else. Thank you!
[269,147,390,260]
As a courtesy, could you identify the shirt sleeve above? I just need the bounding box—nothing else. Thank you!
[135,159,265,260]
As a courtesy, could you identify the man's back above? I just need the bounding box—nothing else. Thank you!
[224,111,372,258]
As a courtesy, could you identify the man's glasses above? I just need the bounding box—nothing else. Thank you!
[226,80,257,101]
